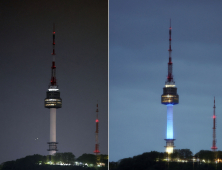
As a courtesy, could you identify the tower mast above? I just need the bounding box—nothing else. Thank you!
[94,103,100,155]
[167,19,173,83]
[51,23,56,85]
[211,97,217,151]
[161,20,179,154]
[44,24,62,155]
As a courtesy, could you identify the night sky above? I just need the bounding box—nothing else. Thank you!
[0,0,108,164]
[109,1,222,162]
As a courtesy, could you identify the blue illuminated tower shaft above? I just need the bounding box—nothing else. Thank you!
[167,105,173,139]
[161,20,179,154]
[164,105,175,154]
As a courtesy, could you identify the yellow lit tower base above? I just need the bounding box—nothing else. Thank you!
[161,20,179,154]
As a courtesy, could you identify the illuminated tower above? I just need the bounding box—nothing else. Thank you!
[211,97,217,151]
[94,103,100,155]
[161,20,179,154]
[44,24,62,155]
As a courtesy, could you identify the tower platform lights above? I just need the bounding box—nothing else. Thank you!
[161,20,179,154]
[44,24,62,155]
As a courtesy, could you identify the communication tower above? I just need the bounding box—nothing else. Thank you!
[94,103,100,155]
[211,97,217,151]
[44,24,62,155]
[161,20,179,154]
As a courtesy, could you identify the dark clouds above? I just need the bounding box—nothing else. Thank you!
[110,1,222,49]
[109,1,222,162]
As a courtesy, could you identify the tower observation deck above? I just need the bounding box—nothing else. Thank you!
[161,20,179,154]
[44,24,62,155]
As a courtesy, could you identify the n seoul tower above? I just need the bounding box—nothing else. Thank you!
[161,20,179,154]
[44,24,62,155]
[94,103,100,155]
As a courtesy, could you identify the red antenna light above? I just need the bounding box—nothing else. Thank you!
[94,103,100,155]
[211,97,218,151]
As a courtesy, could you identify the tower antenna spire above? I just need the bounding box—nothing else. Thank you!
[211,96,218,151]
[167,19,173,83]
[50,23,56,86]
[52,23,55,57]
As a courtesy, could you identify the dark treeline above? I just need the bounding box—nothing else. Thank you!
[0,153,108,170]
[109,150,222,170]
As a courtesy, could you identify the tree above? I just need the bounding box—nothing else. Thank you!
[52,152,63,164]
[195,150,215,162]
[77,153,97,165]
[99,154,108,166]
[109,161,118,170]
[2,161,16,170]
[62,152,75,164]
[172,149,193,160]
[51,152,75,165]
[118,157,134,170]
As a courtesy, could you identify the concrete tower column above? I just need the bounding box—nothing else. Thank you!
[49,108,56,155]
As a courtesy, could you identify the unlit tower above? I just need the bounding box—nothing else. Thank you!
[211,97,217,151]
[94,103,100,155]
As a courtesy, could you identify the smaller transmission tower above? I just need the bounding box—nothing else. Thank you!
[211,97,217,151]
[94,103,100,155]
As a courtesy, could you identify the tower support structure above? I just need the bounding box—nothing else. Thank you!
[94,103,100,155]
[161,20,179,154]
[211,97,217,151]
[44,24,62,155]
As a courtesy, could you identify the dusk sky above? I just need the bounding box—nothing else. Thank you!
[0,1,108,164]
[109,1,222,162]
